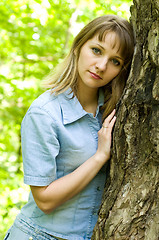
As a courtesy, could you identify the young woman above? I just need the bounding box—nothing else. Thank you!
[4,15,135,240]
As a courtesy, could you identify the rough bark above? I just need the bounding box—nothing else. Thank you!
[92,0,159,239]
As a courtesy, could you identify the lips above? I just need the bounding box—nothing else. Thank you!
[89,71,102,80]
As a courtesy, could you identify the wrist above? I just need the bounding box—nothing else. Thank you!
[94,151,110,166]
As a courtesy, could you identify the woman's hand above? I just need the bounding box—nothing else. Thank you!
[96,109,116,163]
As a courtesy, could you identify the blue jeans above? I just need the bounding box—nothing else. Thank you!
[4,219,61,240]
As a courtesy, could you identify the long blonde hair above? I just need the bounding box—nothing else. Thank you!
[44,15,135,120]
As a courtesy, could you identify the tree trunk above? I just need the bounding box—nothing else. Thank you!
[92,0,159,239]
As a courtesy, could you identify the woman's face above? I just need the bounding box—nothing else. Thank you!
[77,31,124,92]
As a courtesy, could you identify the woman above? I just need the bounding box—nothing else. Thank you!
[4,15,135,240]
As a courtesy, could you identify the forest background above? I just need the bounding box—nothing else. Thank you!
[0,0,132,238]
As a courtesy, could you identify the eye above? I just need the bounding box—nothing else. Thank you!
[92,47,101,55]
[111,58,121,66]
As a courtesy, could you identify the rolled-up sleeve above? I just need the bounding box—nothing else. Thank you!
[21,107,60,186]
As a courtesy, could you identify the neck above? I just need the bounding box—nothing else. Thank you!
[77,84,99,116]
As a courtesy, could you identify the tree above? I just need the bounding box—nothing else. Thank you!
[92,0,159,239]
[0,1,133,238]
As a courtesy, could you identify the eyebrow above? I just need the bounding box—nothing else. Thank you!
[93,42,124,61]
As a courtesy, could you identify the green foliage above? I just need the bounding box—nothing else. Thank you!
[0,0,132,238]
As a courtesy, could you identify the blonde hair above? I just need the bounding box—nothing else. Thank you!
[44,15,135,120]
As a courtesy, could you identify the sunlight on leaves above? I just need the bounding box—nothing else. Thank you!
[0,0,133,238]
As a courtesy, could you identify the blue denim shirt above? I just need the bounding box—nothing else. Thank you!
[18,88,106,240]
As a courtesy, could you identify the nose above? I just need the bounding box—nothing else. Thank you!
[96,57,108,71]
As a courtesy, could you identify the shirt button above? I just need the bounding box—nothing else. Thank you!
[97,186,101,191]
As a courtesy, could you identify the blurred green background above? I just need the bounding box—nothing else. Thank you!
[0,0,132,238]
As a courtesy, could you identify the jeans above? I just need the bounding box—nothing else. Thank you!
[3,219,61,240]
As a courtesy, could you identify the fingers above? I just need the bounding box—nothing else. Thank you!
[102,109,116,129]
[97,109,116,162]
[108,115,116,129]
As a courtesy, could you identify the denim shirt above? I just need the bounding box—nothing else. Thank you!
[18,88,106,240]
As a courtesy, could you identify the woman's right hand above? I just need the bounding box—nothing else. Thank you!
[96,109,116,163]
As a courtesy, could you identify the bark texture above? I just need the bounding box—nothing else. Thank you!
[92,0,159,239]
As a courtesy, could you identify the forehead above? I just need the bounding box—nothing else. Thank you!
[97,32,120,48]
[89,32,122,54]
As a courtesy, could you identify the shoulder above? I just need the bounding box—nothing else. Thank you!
[31,90,57,108]
[27,90,61,119]
[23,89,74,125]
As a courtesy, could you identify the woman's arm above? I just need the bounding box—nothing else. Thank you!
[31,110,116,214]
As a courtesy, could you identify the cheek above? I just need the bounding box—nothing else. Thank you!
[77,58,84,73]
[78,53,88,71]
[115,68,121,76]
[103,66,121,82]
[111,66,122,77]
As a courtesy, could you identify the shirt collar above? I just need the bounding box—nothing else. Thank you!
[58,88,104,125]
